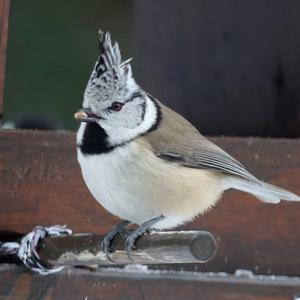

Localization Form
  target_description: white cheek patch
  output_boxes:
[102,96,158,146]
[122,99,145,128]
[76,122,87,146]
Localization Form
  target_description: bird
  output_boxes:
[75,31,300,257]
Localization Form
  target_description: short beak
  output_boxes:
[74,108,100,123]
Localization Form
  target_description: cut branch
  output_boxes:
[38,231,217,266]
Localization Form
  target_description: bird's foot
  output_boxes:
[101,220,130,262]
[126,215,164,261]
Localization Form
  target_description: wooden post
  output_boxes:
[0,0,9,118]
[38,231,217,266]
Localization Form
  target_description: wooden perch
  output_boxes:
[38,231,217,266]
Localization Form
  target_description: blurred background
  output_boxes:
[3,0,300,136]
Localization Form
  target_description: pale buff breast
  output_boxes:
[77,139,224,230]
[131,139,224,229]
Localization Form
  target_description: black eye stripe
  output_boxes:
[107,92,144,111]
[126,91,144,103]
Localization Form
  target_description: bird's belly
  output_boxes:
[77,143,223,229]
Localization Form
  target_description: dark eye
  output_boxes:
[110,102,123,112]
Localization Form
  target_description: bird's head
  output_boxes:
[75,31,160,146]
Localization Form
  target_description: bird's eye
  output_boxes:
[110,102,123,112]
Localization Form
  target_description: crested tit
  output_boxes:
[75,31,300,255]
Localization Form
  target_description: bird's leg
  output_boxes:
[101,220,131,261]
[126,215,165,260]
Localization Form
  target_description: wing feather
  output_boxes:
[144,98,260,183]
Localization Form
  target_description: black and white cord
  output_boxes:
[0,225,72,275]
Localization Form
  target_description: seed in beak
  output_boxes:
[74,111,88,120]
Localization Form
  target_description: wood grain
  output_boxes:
[0,265,300,300]
[0,130,300,276]
[37,231,217,266]
[0,0,9,116]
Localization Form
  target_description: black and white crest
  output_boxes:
[78,30,160,153]
[84,31,134,106]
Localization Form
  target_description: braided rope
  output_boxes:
[0,225,72,275]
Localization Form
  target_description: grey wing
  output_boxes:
[189,148,259,182]
[145,100,260,183]
[157,144,259,183]
[144,100,300,203]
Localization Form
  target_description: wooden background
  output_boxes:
[134,0,300,138]
[0,130,300,278]
[1,0,300,299]
[0,131,300,299]
[1,265,300,300]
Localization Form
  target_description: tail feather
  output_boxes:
[223,177,300,204]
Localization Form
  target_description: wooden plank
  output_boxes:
[0,0,9,116]
[133,0,300,137]
[0,130,300,276]
[0,265,300,300]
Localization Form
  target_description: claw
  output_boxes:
[126,233,139,261]
[125,215,165,261]
[100,220,130,262]
[100,236,115,263]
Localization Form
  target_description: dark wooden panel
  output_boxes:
[0,130,300,276]
[134,0,300,137]
[0,0,9,115]
[0,266,300,300]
